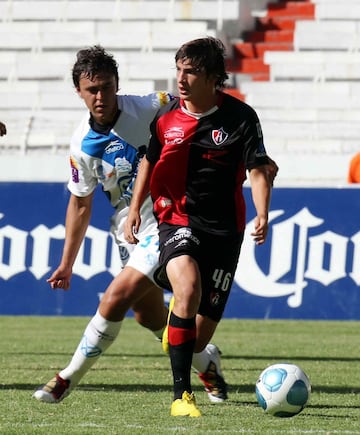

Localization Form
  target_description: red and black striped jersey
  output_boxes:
[147,92,269,236]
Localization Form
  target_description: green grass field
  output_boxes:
[0,316,359,434]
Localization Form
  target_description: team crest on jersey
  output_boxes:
[115,157,132,174]
[210,291,220,306]
[211,127,228,146]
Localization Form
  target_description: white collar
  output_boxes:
[181,104,218,119]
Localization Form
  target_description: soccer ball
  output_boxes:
[255,363,311,418]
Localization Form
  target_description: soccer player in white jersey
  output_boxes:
[32,45,228,404]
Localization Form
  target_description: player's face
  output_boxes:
[76,73,118,125]
[176,58,217,113]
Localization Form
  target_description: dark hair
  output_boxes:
[175,37,229,88]
[72,45,119,89]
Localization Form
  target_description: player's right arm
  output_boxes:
[47,192,94,290]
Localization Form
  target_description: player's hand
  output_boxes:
[251,216,268,245]
[47,266,72,290]
[124,209,141,244]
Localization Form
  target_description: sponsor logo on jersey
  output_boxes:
[211,127,228,146]
[174,239,190,249]
[105,140,125,154]
[70,155,79,183]
[164,127,184,145]
[164,227,200,247]
[160,198,172,208]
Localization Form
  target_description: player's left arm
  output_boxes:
[124,157,154,244]
[248,167,272,245]
[263,157,279,186]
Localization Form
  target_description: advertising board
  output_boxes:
[0,183,359,319]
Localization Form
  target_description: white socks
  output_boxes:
[59,310,122,387]
[58,309,215,388]
[192,346,212,373]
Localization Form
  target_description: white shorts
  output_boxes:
[110,195,160,284]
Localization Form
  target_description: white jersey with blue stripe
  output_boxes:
[68,92,172,209]
[67,91,172,270]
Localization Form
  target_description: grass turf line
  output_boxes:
[0,316,359,434]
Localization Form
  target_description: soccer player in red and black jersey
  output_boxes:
[125,37,274,417]
[32,45,233,407]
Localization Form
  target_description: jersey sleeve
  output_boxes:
[146,114,162,164]
[67,154,98,197]
[145,98,178,164]
[117,92,173,124]
[67,121,98,197]
[241,105,270,170]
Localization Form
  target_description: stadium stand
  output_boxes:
[0,0,359,186]
[0,0,238,180]
[228,0,360,186]
[0,0,240,23]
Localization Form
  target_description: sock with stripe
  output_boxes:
[168,312,196,400]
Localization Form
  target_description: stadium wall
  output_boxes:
[0,182,359,320]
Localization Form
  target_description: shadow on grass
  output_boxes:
[1,383,190,393]
[228,383,360,396]
[223,354,360,363]
[2,382,359,397]
[6,351,167,358]
[9,351,360,363]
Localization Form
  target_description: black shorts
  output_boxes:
[154,223,244,322]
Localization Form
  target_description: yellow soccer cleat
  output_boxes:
[170,391,202,417]
[162,296,174,354]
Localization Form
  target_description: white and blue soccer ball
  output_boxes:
[255,363,311,418]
